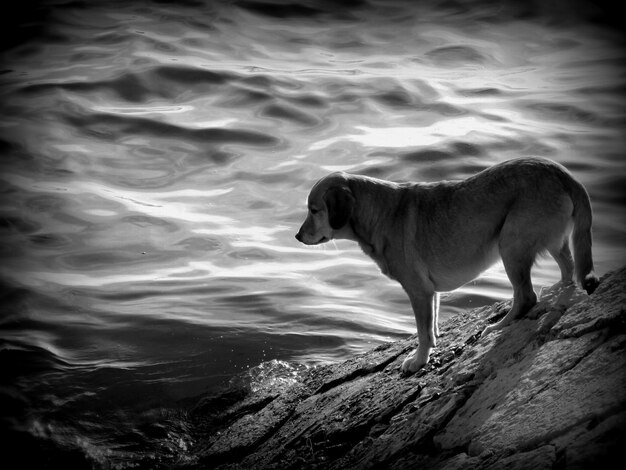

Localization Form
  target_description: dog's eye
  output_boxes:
[310,208,319,215]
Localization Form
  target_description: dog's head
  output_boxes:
[295,172,355,245]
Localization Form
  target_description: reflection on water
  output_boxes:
[1,0,625,467]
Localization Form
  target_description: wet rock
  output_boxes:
[188,267,626,469]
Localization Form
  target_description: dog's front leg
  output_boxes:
[401,291,436,374]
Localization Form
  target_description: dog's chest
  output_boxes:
[358,240,395,280]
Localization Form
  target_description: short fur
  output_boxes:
[296,157,599,373]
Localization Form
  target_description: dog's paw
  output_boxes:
[401,349,428,374]
[583,273,600,295]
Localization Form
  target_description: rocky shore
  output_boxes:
[188,266,626,469]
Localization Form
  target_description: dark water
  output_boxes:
[1,0,624,467]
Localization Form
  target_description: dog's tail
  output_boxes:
[567,177,600,294]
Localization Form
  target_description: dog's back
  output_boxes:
[402,157,597,294]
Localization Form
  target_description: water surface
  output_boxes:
[1,0,625,467]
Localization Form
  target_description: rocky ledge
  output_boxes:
[188,267,626,469]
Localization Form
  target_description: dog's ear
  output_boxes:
[324,186,355,229]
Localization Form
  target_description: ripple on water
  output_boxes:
[425,45,490,67]
[62,111,281,146]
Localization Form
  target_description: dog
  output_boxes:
[296,157,599,373]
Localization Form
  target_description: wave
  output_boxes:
[61,110,279,146]
[425,45,490,67]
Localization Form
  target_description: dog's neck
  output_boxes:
[351,179,403,237]
[351,216,390,275]
[345,179,406,278]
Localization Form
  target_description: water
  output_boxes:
[1,0,624,467]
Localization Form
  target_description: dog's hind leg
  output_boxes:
[483,241,537,336]
[549,239,574,282]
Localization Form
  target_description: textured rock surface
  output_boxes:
[188,267,626,469]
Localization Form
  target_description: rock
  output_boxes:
[187,267,626,469]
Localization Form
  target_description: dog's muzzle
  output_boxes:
[295,231,327,245]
